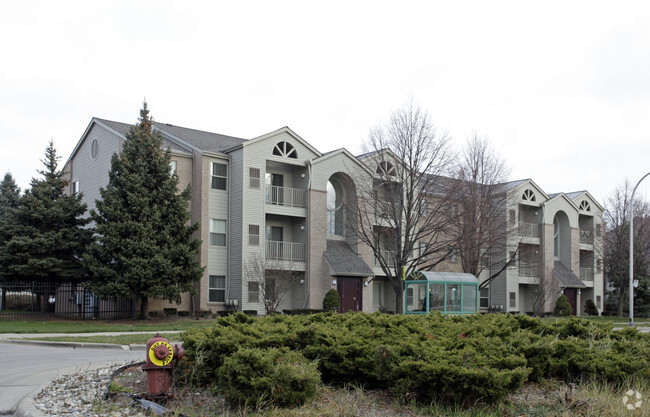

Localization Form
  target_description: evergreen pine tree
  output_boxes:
[0,172,21,224]
[84,103,203,319]
[0,141,92,282]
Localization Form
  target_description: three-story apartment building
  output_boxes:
[64,118,603,316]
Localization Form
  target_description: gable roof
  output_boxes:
[229,126,322,158]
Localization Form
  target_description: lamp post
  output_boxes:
[629,172,650,326]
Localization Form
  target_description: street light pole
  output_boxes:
[629,172,650,326]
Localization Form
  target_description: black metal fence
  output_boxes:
[0,281,135,320]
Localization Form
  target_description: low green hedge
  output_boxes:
[178,312,650,408]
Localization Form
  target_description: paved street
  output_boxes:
[0,342,141,416]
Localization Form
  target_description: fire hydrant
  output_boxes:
[142,333,183,398]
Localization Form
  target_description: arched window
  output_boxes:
[327,180,344,235]
[522,189,536,202]
[553,217,560,258]
[272,141,297,159]
[579,200,591,212]
[376,161,396,176]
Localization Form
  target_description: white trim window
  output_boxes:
[170,160,177,175]
[72,180,80,194]
[209,275,226,302]
[210,219,226,246]
[211,162,227,190]
[248,282,260,303]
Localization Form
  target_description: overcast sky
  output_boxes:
[2,0,649,206]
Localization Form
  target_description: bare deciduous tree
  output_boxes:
[453,134,519,289]
[352,100,456,313]
[531,266,560,316]
[603,181,650,316]
[245,252,303,314]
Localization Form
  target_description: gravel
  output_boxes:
[33,364,149,417]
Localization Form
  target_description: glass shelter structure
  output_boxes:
[404,271,479,315]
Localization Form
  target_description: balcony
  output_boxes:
[266,185,306,208]
[266,240,305,262]
[580,230,594,245]
[518,222,540,238]
[374,250,396,267]
[518,262,539,278]
[580,267,594,281]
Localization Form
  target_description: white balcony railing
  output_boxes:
[580,267,594,281]
[266,185,306,208]
[518,262,539,278]
[518,222,540,238]
[580,230,594,245]
[266,240,305,262]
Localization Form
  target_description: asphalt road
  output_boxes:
[0,342,141,415]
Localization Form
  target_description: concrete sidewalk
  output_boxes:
[0,331,183,351]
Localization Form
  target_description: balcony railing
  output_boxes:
[518,222,540,238]
[375,250,396,267]
[266,240,305,262]
[518,262,539,278]
[580,230,594,245]
[580,267,594,281]
[266,185,307,208]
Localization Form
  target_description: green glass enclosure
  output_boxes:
[404,271,479,315]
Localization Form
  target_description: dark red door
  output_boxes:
[338,277,362,313]
[564,288,577,316]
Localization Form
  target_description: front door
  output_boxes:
[338,277,362,313]
[564,288,577,316]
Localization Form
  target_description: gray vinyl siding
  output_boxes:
[207,157,230,304]
[228,150,244,307]
[69,124,121,214]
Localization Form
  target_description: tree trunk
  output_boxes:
[617,287,626,317]
[392,279,404,314]
[139,295,149,320]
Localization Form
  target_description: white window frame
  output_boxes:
[72,180,80,194]
[208,275,226,303]
[211,162,227,190]
[210,219,226,246]
[170,160,177,175]
[249,167,260,189]
[248,281,260,303]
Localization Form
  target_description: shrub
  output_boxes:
[584,299,599,316]
[178,310,190,317]
[217,347,320,408]
[163,308,177,316]
[243,310,258,316]
[322,289,340,312]
[554,294,573,316]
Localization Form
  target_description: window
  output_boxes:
[579,200,591,212]
[211,163,227,190]
[249,224,260,245]
[90,139,99,160]
[72,180,80,194]
[509,292,516,309]
[209,275,226,302]
[480,288,489,308]
[449,246,459,262]
[596,295,602,310]
[376,161,396,176]
[248,282,259,303]
[170,160,177,175]
[272,141,297,158]
[210,219,226,246]
[418,199,428,216]
[522,189,536,201]
[553,217,559,258]
[596,259,602,272]
[596,223,602,237]
[249,167,260,188]
[407,287,414,306]
[509,209,516,225]
[373,281,383,308]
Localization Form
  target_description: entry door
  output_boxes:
[563,288,577,316]
[338,277,362,313]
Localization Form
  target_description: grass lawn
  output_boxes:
[0,316,218,334]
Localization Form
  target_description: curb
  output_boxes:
[2,339,151,351]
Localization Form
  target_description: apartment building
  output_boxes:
[64,118,603,316]
[482,179,605,316]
